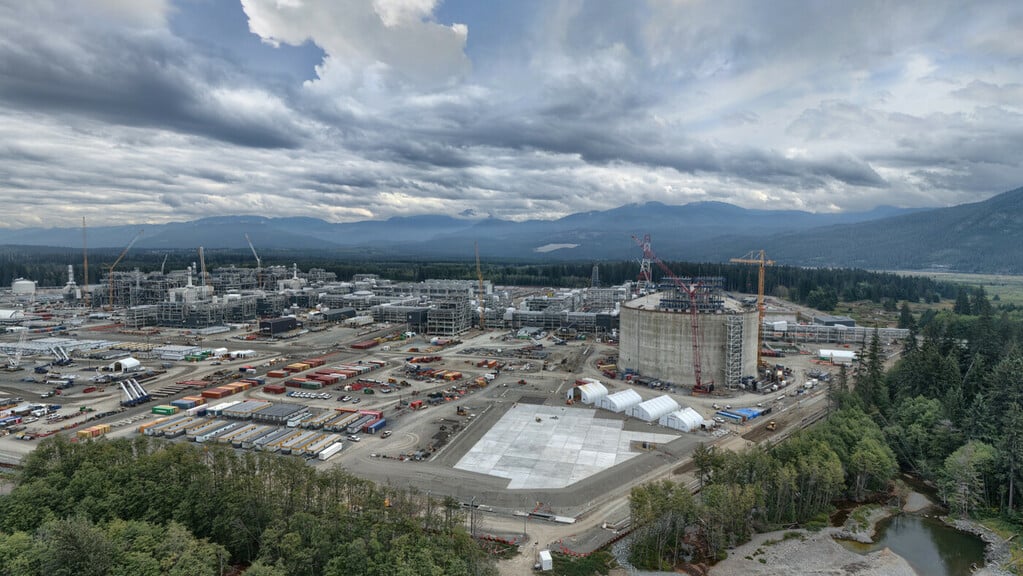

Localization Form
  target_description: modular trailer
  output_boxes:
[196,423,241,443]
[346,415,375,434]
[185,419,226,441]
[253,428,295,451]
[317,442,344,461]
[303,434,342,457]
[218,423,261,444]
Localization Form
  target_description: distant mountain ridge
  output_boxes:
[1,189,1018,273]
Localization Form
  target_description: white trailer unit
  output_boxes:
[317,442,344,461]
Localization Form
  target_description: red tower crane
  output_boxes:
[631,234,711,394]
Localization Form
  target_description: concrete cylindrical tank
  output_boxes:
[618,293,758,388]
[11,278,36,295]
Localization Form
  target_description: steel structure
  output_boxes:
[631,234,710,393]
[730,250,774,368]
[474,241,486,330]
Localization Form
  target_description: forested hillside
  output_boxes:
[0,438,495,576]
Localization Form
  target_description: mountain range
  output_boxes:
[1,187,1021,273]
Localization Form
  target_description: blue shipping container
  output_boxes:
[364,418,387,434]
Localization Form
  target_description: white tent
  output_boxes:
[567,381,609,404]
[659,407,704,432]
[109,357,141,373]
[628,395,680,422]
[599,389,642,413]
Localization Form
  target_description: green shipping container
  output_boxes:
[152,405,180,415]
[300,381,323,390]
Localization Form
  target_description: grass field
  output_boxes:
[893,270,1023,306]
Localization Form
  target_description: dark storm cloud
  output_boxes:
[0,2,306,149]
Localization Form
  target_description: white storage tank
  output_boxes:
[11,278,35,295]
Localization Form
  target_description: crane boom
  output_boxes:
[475,241,486,330]
[245,234,262,289]
[198,246,208,288]
[631,234,709,393]
[107,229,143,309]
[730,250,775,368]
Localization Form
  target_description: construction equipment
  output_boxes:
[475,241,486,330]
[107,229,143,309]
[730,250,775,368]
[631,234,711,394]
[160,254,168,275]
[4,330,27,370]
[245,233,262,290]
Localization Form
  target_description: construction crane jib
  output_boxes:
[631,234,710,393]
[107,229,143,309]
[245,234,262,290]
[729,250,775,368]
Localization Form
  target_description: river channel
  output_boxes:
[839,513,986,576]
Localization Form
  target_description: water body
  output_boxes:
[840,514,986,576]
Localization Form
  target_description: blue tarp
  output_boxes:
[733,407,762,420]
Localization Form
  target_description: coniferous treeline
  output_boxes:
[0,437,495,576]
[1,246,957,313]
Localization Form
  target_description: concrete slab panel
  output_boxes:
[453,404,680,489]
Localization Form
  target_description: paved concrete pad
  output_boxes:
[454,404,679,489]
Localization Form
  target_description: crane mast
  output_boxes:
[730,250,775,368]
[107,229,143,310]
[475,242,486,330]
[631,234,710,393]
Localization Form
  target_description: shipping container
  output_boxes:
[152,405,180,416]
[267,370,288,378]
[350,340,379,350]
[364,418,387,434]
[264,384,287,394]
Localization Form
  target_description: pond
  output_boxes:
[839,513,986,576]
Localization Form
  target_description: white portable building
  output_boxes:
[599,389,642,413]
[819,349,856,365]
[567,381,608,404]
[628,395,680,422]
[659,407,704,432]
[109,357,141,373]
[538,550,553,571]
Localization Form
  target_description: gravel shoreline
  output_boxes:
[710,506,916,576]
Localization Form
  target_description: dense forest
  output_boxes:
[628,286,1023,570]
[0,438,495,576]
[2,246,958,312]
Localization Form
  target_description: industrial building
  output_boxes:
[618,289,759,390]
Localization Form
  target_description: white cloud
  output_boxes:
[241,0,469,93]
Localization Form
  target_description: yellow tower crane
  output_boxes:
[730,250,775,368]
[475,241,486,330]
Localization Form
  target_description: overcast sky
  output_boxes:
[1,0,1021,228]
